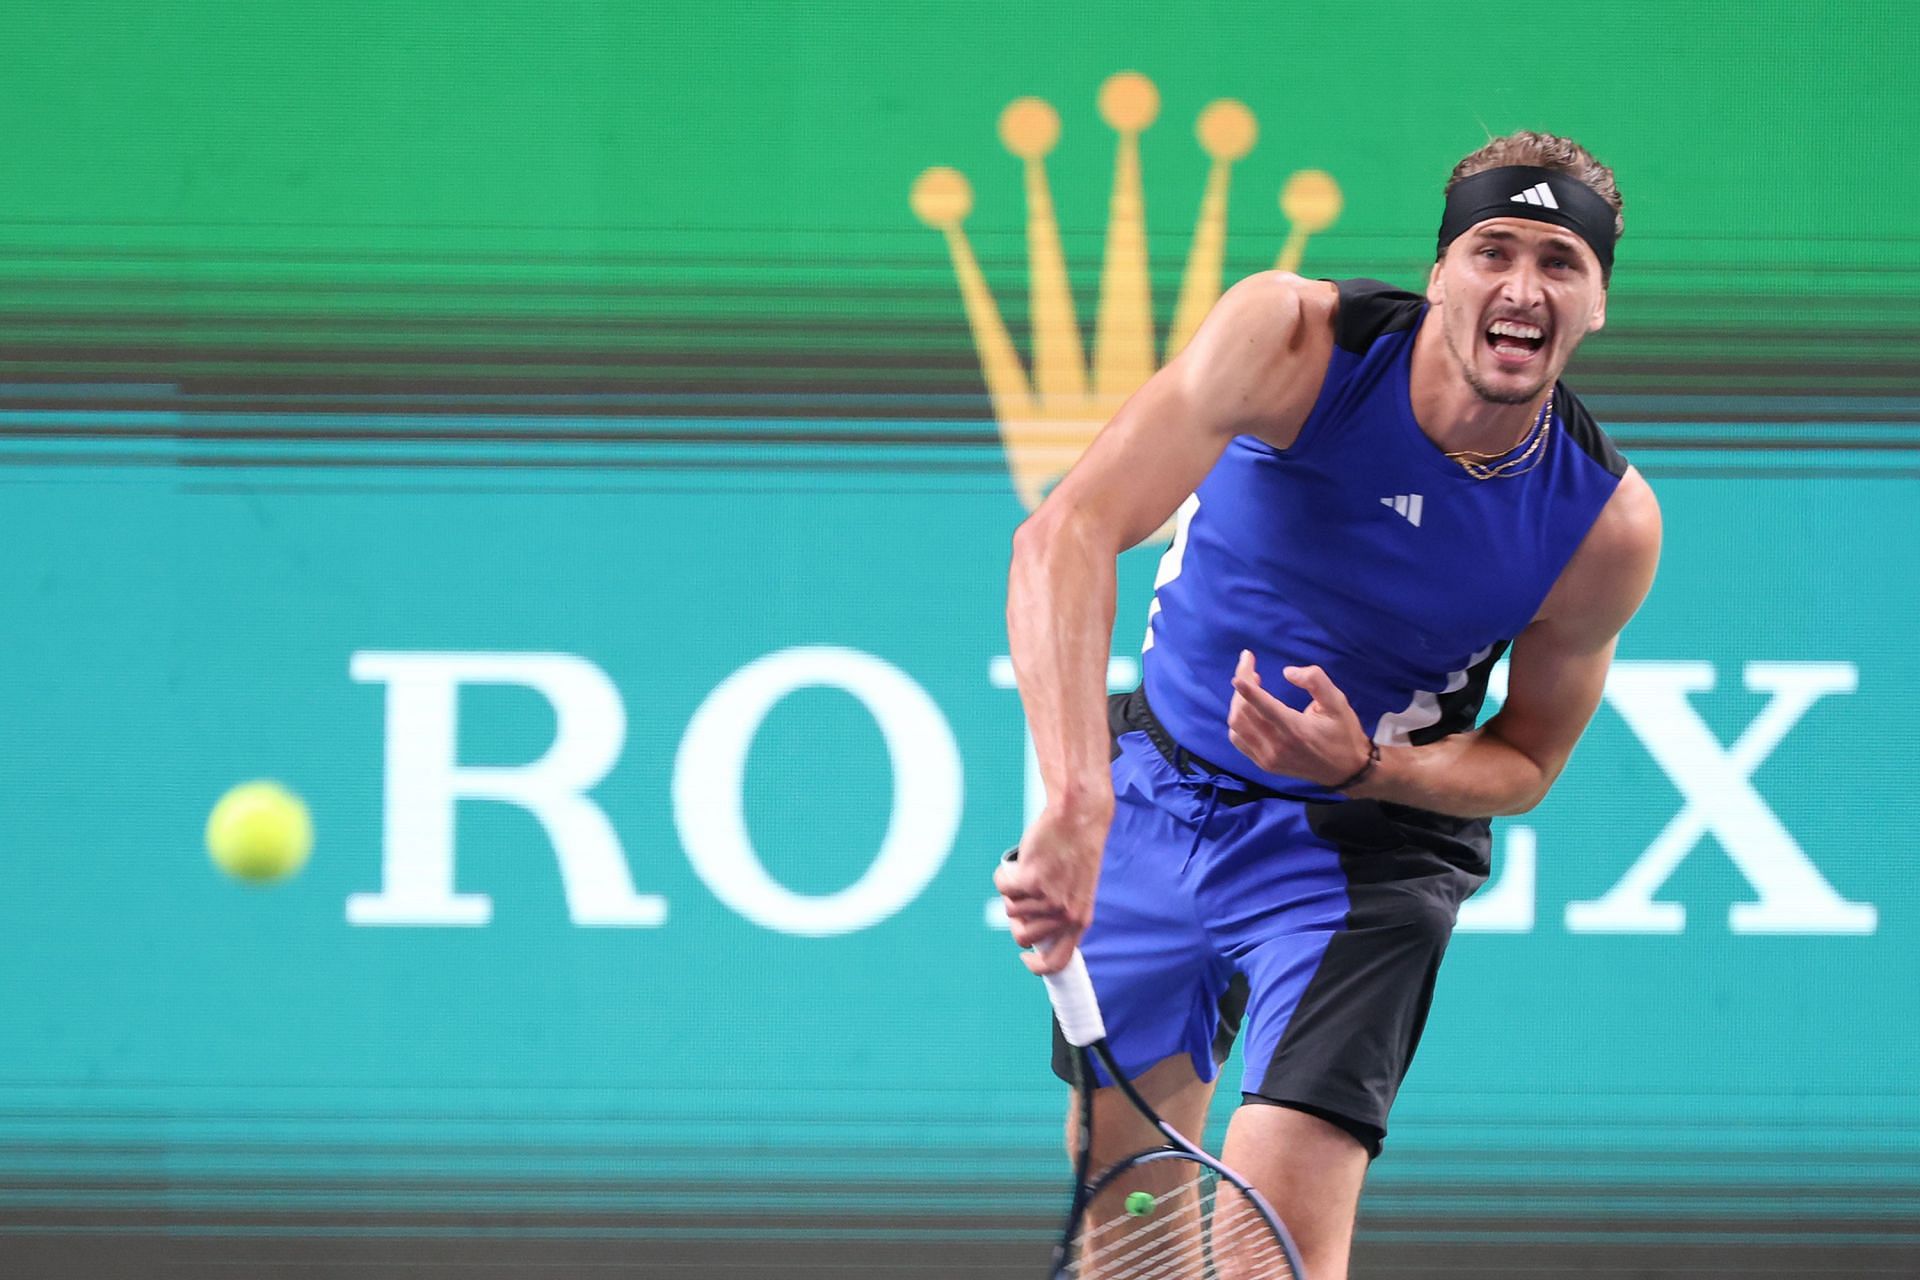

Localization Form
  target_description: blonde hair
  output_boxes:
[1446,131,1625,242]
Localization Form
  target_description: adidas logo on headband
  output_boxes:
[1440,164,1616,275]
[1510,182,1559,209]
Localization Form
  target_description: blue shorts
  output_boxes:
[1049,692,1490,1157]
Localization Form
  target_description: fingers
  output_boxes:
[998,884,1067,922]
[1232,649,1280,711]
[996,864,1086,954]
[1001,890,1084,938]
[1228,651,1300,769]
[998,821,1101,974]
[998,871,1090,959]
[1231,652,1297,728]
[1283,663,1353,713]
[992,861,1047,900]
[1021,926,1085,975]
[1244,657,1352,717]
[1227,720,1276,770]
[1008,912,1071,950]
[1231,658,1366,781]
[1227,687,1283,770]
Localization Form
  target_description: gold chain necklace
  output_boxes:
[1445,390,1554,481]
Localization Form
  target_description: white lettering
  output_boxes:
[1566,661,1874,934]
[346,651,662,928]
[675,646,961,937]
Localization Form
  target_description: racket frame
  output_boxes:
[1049,1014,1306,1278]
[1002,847,1306,1276]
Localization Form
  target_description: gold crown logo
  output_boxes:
[913,71,1342,520]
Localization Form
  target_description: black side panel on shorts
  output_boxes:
[1246,801,1491,1156]
[1333,278,1425,353]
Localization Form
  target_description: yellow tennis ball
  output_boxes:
[206,781,313,882]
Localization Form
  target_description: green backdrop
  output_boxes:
[0,0,1915,1260]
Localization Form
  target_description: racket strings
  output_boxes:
[1069,1170,1295,1279]
[1077,1179,1209,1278]
[1082,1213,1292,1280]
[1186,1209,1294,1280]
[1077,1172,1208,1250]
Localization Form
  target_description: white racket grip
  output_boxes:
[1041,949,1107,1047]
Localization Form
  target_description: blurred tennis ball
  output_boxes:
[1124,1190,1156,1217]
[206,781,312,882]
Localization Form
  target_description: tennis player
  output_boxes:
[996,131,1660,1280]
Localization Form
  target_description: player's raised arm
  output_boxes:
[995,273,1333,974]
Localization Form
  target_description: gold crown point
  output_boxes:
[916,72,1341,531]
[998,97,1061,159]
[1097,71,1159,133]
[1280,169,1343,233]
[911,167,973,229]
[1196,100,1257,161]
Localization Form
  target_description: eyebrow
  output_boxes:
[1471,227,1588,262]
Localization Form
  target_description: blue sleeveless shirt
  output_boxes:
[1140,278,1628,799]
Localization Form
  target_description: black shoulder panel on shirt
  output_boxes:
[1333,278,1426,353]
[1555,383,1630,479]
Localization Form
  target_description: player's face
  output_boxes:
[1427,219,1608,405]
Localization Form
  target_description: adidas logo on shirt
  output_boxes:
[1381,493,1424,527]
[1510,182,1559,209]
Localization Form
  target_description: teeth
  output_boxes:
[1489,320,1544,340]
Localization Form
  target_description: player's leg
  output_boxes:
[1200,796,1488,1280]
[1047,731,1239,1258]
[1219,1102,1368,1280]
[1062,1052,1217,1279]
[1064,1050,1216,1176]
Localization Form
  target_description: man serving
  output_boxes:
[996,131,1662,1280]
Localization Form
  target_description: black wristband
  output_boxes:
[1331,741,1381,792]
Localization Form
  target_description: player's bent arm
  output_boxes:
[998,275,1331,969]
[1007,274,1331,818]
[1352,469,1662,817]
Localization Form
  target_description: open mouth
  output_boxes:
[1485,319,1547,363]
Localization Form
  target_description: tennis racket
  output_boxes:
[1040,947,1307,1279]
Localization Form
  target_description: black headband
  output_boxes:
[1437,165,1617,276]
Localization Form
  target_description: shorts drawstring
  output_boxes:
[1183,782,1222,873]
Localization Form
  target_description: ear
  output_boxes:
[1426,258,1445,304]
[1588,285,1608,334]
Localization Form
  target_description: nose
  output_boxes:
[1501,260,1547,312]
